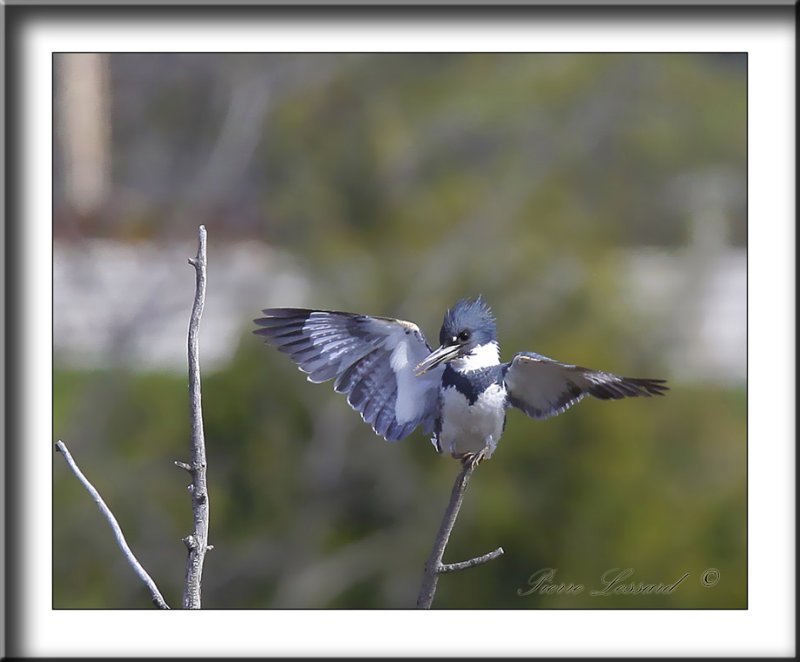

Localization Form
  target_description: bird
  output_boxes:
[253,296,668,465]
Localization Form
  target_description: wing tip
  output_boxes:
[253,308,317,335]
[624,377,670,397]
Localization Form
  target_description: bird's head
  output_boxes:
[414,296,499,375]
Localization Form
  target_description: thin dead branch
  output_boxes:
[54,440,170,609]
[181,225,212,609]
[416,457,504,609]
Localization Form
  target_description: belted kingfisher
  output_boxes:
[254,296,668,463]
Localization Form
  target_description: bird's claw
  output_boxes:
[459,448,488,468]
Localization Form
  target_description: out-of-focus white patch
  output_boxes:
[53,240,309,372]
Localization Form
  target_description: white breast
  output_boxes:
[436,383,507,459]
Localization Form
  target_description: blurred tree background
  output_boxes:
[53,53,746,609]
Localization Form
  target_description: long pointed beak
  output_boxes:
[414,344,461,376]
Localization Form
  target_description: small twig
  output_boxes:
[182,225,211,609]
[439,547,505,574]
[416,456,504,609]
[54,440,170,609]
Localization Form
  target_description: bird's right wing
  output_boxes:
[504,351,668,420]
[254,308,443,441]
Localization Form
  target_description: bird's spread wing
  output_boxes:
[504,351,668,420]
[254,308,443,441]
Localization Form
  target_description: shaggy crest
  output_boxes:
[439,296,496,346]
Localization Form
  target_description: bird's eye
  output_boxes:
[458,330,471,342]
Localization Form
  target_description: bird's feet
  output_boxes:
[457,448,488,468]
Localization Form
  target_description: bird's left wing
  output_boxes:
[504,351,668,420]
[254,308,443,441]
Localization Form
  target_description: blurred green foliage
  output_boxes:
[53,342,745,609]
[54,53,745,609]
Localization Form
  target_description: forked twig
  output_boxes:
[416,457,504,608]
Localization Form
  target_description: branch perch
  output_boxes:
[181,225,211,609]
[416,457,504,609]
[54,440,170,609]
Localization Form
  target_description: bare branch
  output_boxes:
[416,456,504,609]
[54,440,170,609]
[439,547,505,574]
[182,225,211,609]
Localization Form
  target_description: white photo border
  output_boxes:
[7,4,794,658]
